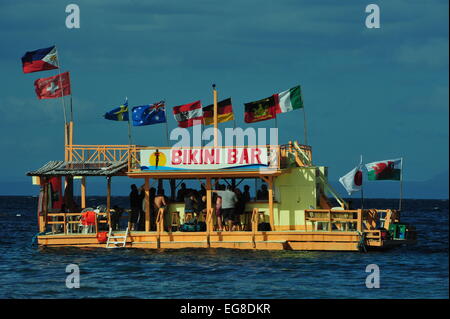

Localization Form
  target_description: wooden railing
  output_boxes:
[304,209,398,235]
[66,145,132,163]
[47,212,109,234]
[280,142,312,167]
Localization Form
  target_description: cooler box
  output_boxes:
[398,224,407,239]
[389,224,398,239]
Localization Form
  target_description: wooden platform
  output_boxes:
[37,230,412,251]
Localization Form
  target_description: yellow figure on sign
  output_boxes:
[149,150,166,168]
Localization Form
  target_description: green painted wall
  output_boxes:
[273,167,327,227]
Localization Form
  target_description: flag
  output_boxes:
[275,85,303,114]
[34,72,71,99]
[365,158,402,181]
[339,157,363,195]
[202,98,234,126]
[21,46,59,74]
[132,101,167,126]
[104,98,129,121]
[244,95,277,123]
[173,100,203,128]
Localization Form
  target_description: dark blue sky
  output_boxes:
[0,0,448,197]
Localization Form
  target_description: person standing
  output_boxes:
[154,188,168,231]
[243,185,251,202]
[214,185,238,231]
[129,184,144,231]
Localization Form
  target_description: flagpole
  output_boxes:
[399,157,403,211]
[360,155,364,209]
[126,97,132,146]
[128,120,132,145]
[301,86,308,145]
[70,95,74,123]
[302,108,308,145]
[165,121,170,147]
[163,100,170,147]
[361,184,364,209]
[213,84,218,148]
[55,47,68,126]
[54,46,70,162]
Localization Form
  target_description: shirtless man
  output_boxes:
[154,189,168,230]
[154,188,167,210]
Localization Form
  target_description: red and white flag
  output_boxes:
[173,100,203,128]
[339,156,363,195]
[34,72,71,100]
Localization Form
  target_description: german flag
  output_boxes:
[202,98,234,126]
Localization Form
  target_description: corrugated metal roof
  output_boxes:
[26,161,128,176]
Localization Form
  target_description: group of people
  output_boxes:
[119,182,269,232]
[179,182,263,231]
[127,184,169,231]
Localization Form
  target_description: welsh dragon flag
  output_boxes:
[365,158,402,181]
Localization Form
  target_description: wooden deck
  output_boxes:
[37,230,413,251]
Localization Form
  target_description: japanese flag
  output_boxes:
[339,156,363,195]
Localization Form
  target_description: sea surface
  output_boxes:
[0,197,448,299]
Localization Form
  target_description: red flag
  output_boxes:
[244,95,277,123]
[34,72,71,99]
[173,100,203,128]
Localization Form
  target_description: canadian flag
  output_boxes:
[339,156,363,195]
[173,100,203,128]
[34,72,71,100]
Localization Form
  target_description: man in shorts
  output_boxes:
[214,185,238,231]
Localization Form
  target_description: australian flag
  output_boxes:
[132,101,167,126]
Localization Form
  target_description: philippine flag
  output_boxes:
[21,46,59,74]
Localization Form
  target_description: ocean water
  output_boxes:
[0,197,447,299]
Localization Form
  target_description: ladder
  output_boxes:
[106,227,129,248]
[292,141,347,208]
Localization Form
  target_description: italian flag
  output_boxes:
[275,85,303,114]
[365,158,402,181]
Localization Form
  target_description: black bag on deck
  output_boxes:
[258,222,271,231]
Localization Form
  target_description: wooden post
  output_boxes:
[328,210,332,231]
[268,176,274,231]
[145,177,150,232]
[206,178,212,232]
[64,123,69,162]
[106,176,111,228]
[357,209,362,232]
[69,121,74,162]
[213,84,218,148]
[81,176,86,209]
[41,179,48,233]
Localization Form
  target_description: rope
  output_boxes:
[357,231,367,253]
